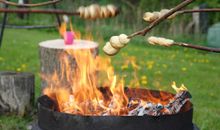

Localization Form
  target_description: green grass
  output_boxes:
[0,29,220,130]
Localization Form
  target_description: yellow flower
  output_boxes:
[155,71,161,74]
[0,57,4,61]
[21,64,27,69]
[141,76,148,85]
[146,61,155,70]
[209,93,215,97]
[134,82,140,87]
[181,67,187,71]
[205,59,209,63]
[141,76,147,80]
[121,64,128,70]
[199,59,204,63]
[162,64,167,69]
[170,54,176,59]
[141,80,148,85]
[121,52,128,57]
[16,68,22,72]
[131,60,141,70]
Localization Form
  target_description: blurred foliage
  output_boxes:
[0,0,220,39]
[46,1,220,33]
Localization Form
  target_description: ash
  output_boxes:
[128,91,191,116]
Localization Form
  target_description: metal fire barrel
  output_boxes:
[36,88,197,130]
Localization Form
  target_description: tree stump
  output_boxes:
[39,39,99,90]
[0,71,35,116]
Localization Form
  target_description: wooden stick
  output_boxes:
[147,36,220,53]
[143,8,220,23]
[0,6,120,18]
[0,0,61,7]
[127,0,195,38]
[173,42,220,53]
[126,0,220,53]
[0,24,56,29]
[0,8,80,16]
[177,8,220,15]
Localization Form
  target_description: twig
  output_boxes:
[173,42,220,53]
[0,0,61,7]
[143,8,220,23]
[176,8,220,15]
[127,0,195,39]
[0,8,80,16]
[147,36,220,53]
[0,24,56,29]
[0,5,120,18]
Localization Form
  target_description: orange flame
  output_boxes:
[43,44,129,115]
[43,26,189,116]
[59,22,82,40]
[59,23,67,37]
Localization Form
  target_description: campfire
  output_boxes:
[35,24,199,129]
[37,41,196,130]
[35,1,201,129]
[37,21,192,117]
[34,15,199,130]
[41,45,192,116]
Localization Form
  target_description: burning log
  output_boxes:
[128,91,191,116]
[0,71,34,116]
[165,91,191,114]
[39,39,99,90]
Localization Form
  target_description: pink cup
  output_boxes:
[64,31,75,45]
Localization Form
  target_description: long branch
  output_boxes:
[177,8,220,14]
[0,0,61,7]
[147,36,220,53]
[0,8,80,16]
[128,0,195,38]
[173,42,220,53]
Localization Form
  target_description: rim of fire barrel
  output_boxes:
[39,39,99,50]
[37,88,194,130]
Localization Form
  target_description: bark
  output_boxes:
[0,71,35,116]
[39,39,99,90]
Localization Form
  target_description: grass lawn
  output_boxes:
[0,29,220,130]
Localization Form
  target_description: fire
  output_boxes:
[44,22,129,115]
[172,82,188,93]
[43,45,129,115]
[42,24,189,116]
[59,22,91,41]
